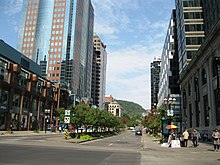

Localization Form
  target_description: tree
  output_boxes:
[55,107,65,121]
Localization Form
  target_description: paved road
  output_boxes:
[0,143,140,165]
[82,131,143,151]
[0,131,141,165]
[0,131,220,165]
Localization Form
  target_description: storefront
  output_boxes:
[0,40,60,131]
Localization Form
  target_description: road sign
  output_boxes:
[64,117,70,123]
[167,109,174,116]
[65,110,70,116]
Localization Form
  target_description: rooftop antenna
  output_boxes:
[36,48,39,63]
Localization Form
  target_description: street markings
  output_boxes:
[108,143,113,146]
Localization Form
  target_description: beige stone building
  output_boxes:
[107,101,122,117]
[179,21,220,135]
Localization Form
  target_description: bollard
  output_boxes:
[64,129,69,139]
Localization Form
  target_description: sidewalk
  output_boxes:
[0,130,59,136]
[1,130,215,149]
[141,134,220,165]
[142,133,214,152]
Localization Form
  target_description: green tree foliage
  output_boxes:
[116,100,144,119]
[56,104,124,133]
[55,107,65,121]
[142,107,166,134]
[116,100,144,127]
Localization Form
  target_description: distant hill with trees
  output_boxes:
[116,100,145,125]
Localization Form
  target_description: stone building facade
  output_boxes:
[179,21,220,135]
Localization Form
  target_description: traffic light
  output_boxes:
[71,108,75,117]
[161,110,165,120]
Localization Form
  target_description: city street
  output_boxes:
[0,131,140,165]
[0,131,220,165]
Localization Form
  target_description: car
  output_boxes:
[135,129,142,136]
[131,129,136,132]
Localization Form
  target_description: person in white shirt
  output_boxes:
[212,128,220,152]
[182,129,189,147]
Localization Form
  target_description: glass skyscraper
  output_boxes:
[175,0,205,74]
[18,0,94,98]
[150,57,161,110]
[91,34,107,108]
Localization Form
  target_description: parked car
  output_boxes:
[135,129,142,136]
[131,128,136,132]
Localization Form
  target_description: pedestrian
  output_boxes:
[212,128,220,152]
[182,129,189,147]
[202,133,208,142]
[168,130,176,147]
[50,123,54,132]
[59,125,62,133]
[192,129,200,147]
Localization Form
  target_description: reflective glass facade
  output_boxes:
[175,0,205,73]
[72,0,94,97]
[18,0,94,98]
[201,0,220,36]
[150,57,161,109]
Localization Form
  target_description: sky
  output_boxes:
[0,0,175,109]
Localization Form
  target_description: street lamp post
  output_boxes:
[163,97,176,141]
[44,109,50,133]
[164,97,176,117]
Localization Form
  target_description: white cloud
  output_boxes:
[106,43,162,109]
[94,23,118,35]
[92,0,139,35]
[1,0,23,16]
[91,0,172,109]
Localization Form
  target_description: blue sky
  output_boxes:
[0,0,175,109]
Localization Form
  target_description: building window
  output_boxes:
[212,57,220,77]
[0,89,8,108]
[188,83,191,96]
[23,96,29,110]
[189,104,192,128]
[12,93,21,108]
[202,69,207,85]
[18,70,29,89]
[0,60,8,81]
[203,95,209,127]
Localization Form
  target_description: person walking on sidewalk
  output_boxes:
[182,129,189,147]
[212,128,220,152]
[192,129,200,147]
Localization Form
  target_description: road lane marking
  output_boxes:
[108,143,113,146]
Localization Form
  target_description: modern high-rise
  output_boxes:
[175,0,205,74]
[157,10,181,132]
[150,57,161,110]
[18,0,94,98]
[201,0,220,36]
[91,34,107,108]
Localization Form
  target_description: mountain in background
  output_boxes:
[116,100,145,118]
